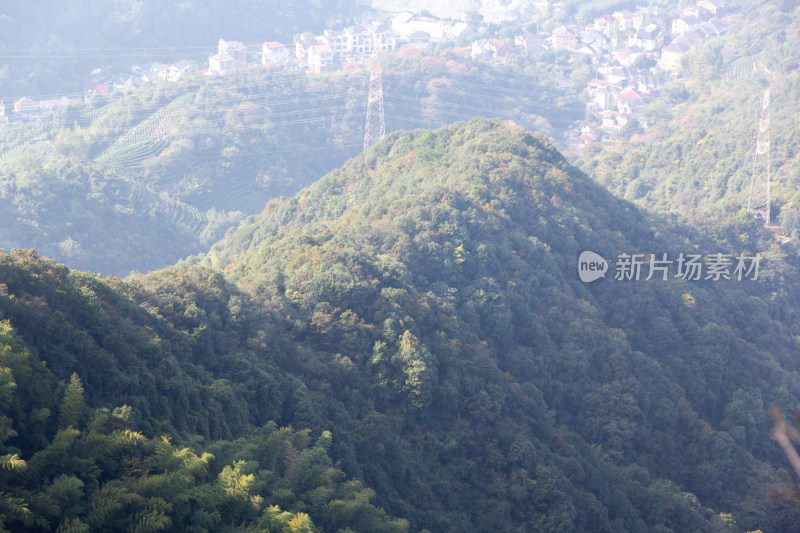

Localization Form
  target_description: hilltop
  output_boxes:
[206,119,800,531]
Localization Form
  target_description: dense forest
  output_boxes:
[2,0,800,530]
[1,120,799,531]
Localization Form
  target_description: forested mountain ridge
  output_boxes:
[206,120,800,529]
[2,119,800,531]
[0,56,580,276]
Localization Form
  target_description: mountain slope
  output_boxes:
[0,56,581,275]
[1,119,799,531]
[0,250,411,532]
[206,118,800,531]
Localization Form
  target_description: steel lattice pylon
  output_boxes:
[747,89,771,226]
[363,59,385,152]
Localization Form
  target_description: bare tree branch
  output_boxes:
[771,406,800,479]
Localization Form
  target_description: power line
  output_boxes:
[0,46,214,52]
[388,80,582,114]
[386,94,579,128]
[1,62,581,164]
[0,67,367,102]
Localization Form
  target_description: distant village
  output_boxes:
[0,0,730,142]
[563,0,729,141]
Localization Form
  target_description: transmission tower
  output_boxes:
[747,88,771,226]
[363,58,385,152]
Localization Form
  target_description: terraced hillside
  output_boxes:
[0,55,582,275]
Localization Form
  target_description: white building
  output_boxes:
[159,60,193,82]
[552,26,577,50]
[208,52,235,75]
[38,96,72,111]
[262,42,290,65]
[322,30,349,56]
[391,12,460,42]
[217,39,247,69]
[661,38,692,71]
[371,24,397,53]
[308,43,334,72]
[671,16,699,36]
[13,97,41,122]
[345,26,373,56]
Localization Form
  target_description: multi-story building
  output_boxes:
[308,43,334,72]
[262,42,290,65]
[217,39,247,69]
